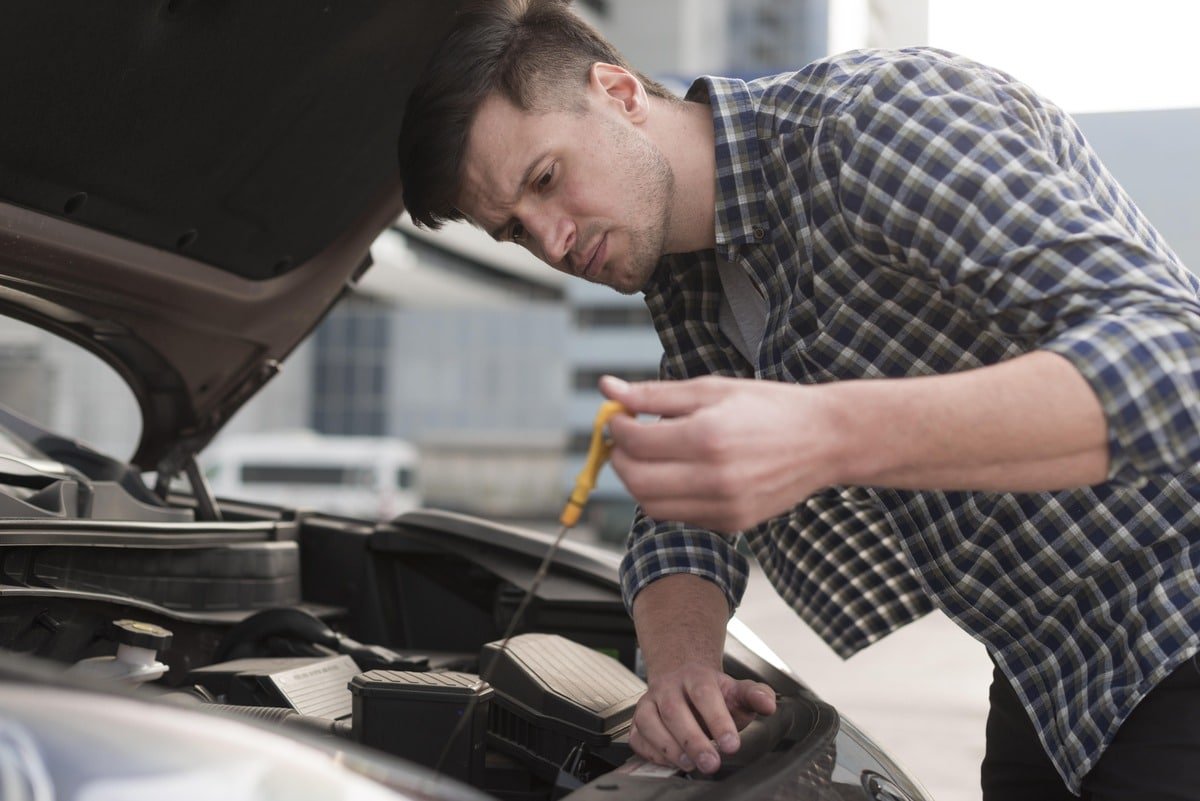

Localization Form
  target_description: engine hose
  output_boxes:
[213,607,339,662]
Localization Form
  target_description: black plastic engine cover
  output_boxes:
[480,632,644,781]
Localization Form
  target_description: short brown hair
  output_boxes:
[398,0,675,229]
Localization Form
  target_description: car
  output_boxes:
[0,2,932,800]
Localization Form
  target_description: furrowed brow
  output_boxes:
[487,153,548,240]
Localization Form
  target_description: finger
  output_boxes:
[607,413,726,463]
[727,681,777,728]
[654,692,723,773]
[630,707,693,771]
[607,450,730,496]
[600,374,732,418]
[684,678,743,757]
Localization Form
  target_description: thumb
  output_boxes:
[736,682,777,715]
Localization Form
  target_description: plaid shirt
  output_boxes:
[618,48,1200,792]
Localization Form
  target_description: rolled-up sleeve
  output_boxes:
[833,53,1200,483]
[618,507,749,616]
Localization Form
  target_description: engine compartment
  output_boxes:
[0,474,927,801]
[0,503,655,800]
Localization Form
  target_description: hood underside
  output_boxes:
[0,1,465,469]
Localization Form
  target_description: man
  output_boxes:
[397,1,1200,798]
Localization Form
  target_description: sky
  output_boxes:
[833,0,1200,113]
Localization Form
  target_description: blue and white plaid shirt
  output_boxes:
[618,48,1200,792]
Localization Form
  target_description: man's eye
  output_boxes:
[510,222,526,242]
[537,165,554,190]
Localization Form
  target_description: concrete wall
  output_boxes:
[1076,107,1200,273]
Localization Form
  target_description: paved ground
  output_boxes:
[735,563,996,801]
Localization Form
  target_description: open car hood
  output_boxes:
[0,1,464,472]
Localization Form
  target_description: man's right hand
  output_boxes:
[630,660,776,773]
[629,573,777,773]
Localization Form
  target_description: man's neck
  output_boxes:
[646,97,717,255]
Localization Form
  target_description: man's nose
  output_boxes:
[527,214,575,267]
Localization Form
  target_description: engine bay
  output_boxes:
[0,497,662,800]
[0,419,926,800]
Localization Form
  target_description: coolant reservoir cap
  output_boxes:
[110,619,173,650]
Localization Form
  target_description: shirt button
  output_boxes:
[753,226,765,240]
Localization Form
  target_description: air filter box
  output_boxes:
[481,633,644,780]
[349,670,492,785]
[188,655,358,719]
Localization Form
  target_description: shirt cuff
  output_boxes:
[1041,314,1200,485]
[618,516,749,617]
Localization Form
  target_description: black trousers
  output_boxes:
[981,654,1200,800]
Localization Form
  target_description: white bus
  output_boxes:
[202,431,421,520]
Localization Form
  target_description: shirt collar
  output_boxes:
[686,75,771,259]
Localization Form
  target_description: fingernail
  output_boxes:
[718,733,739,752]
[698,753,719,773]
[678,754,694,771]
[600,374,630,393]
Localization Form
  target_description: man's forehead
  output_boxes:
[457,156,510,233]
[460,93,558,235]
[458,94,532,228]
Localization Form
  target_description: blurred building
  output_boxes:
[587,0,828,81]
[215,221,571,522]
[0,316,140,461]
[727,0,829,77]
[576,0,726,78]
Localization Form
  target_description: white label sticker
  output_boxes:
[618,758,681,779]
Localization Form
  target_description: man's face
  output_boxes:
[457,89,673,295]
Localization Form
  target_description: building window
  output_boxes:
[396,467,416,490]
[311,296,390,436]
[572,367,659,392]
[241,464,375,487]
[567,430,595,456]
[573,306,653,328]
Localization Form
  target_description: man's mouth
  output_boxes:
[580,234,608,280]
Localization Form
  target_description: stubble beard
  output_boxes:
[601,118,674,296]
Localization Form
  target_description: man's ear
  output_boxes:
[587,62,648,122]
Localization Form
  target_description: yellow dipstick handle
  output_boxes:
[560,401,631,527]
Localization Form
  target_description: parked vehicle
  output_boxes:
[203,430,421,520]
[0,2,932,800]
